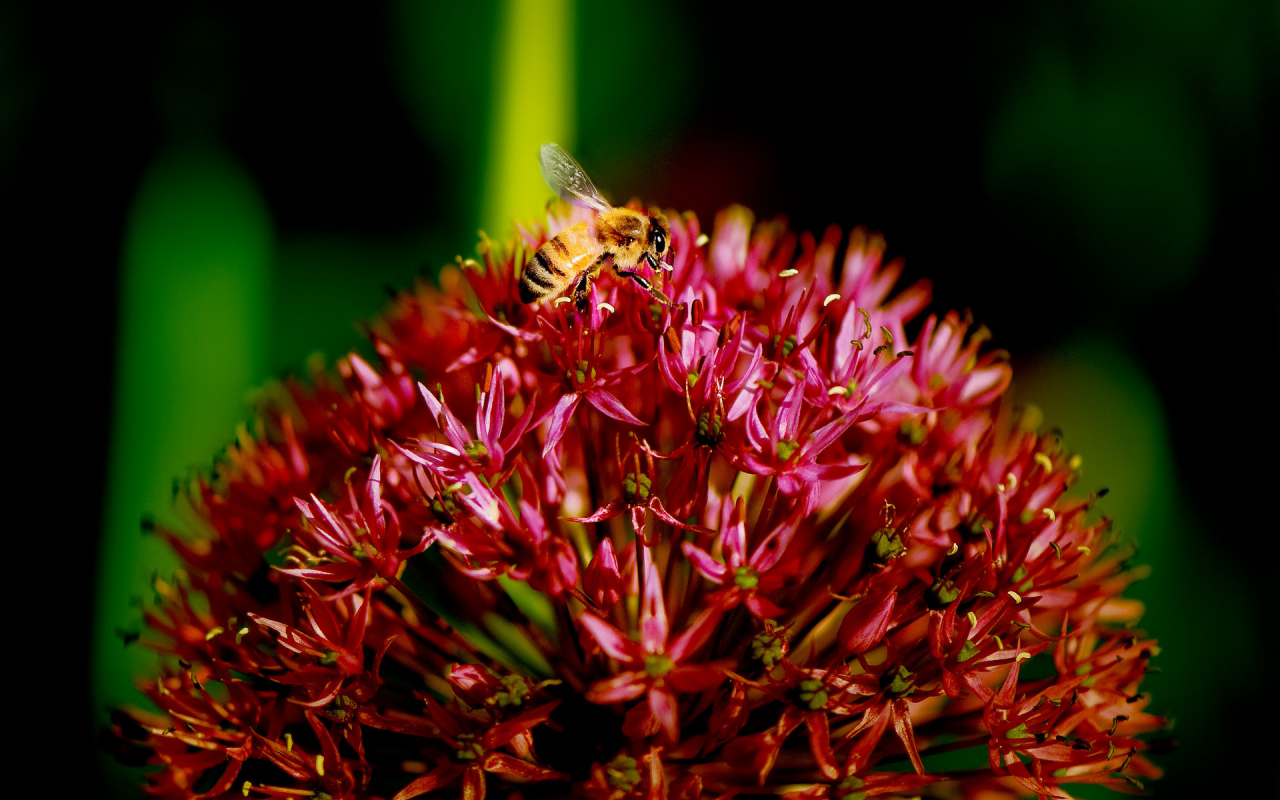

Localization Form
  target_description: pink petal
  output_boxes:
[721,497,748,568]
[668,606,723,662]
[777,380,804,441]
[578,613,641,663]
[585,671,648,704]
[585,387,645,425]
[542,392,581,458]
[681,541,727,584]
[648,687,680,743]
[563,499,625,524]
[639,562,668,653]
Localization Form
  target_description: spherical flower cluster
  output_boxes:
[112,202,1165,799]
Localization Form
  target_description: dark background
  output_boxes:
[5,2,1275,796]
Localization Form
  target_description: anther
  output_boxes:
[967,611,977,627]
[1043,508,1056,520]
[205,627,224,641]
[695,233,709,246]
[948,543,959,555]
[597,302,615,313]
[285,733,293,751]
[823,293,841,306]
[1078,545,1092,555]
[827,386,849,396]
[1035,453,1053,471]
[779,268,799,277]
[554,297,572,306]
[1016,652,1031,662]
[1008,590,1023,604]
[316,755,324,776]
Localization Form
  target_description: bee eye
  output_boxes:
[654,232,666,254]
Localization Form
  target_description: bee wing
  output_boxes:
[540,143,612,214]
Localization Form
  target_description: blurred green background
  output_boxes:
[5,1,1275,797]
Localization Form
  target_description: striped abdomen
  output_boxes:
[520,222,601,303]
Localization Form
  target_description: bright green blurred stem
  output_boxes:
[481,0,574,240]
[94,144,271,715]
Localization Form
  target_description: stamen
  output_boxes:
[827,386,849,396]
[316,754,324,776]
[967,611,977,627]
[554,297,572,306]
[205,627,224,641]
[285,733,293,751]
[1077,545,1092,555]
[1034,452,1053,471]
[1008,590,1023,604]
[1043,508,1056,520]
[1016,652,1031,662]
[823,293,840,306]
[597,302,616,313]
[695,233,709,246]
[779,268,799,277]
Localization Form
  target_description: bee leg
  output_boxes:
[618,268,672,307]
[573,272,593,313]
[616,269,651,291]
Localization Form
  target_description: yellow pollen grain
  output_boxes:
[779,268,799,277]
[1008,590,1023,604]
[695,233,709,247]
[554,296,571,306]
[242,781,253,797]
[1035,453,1053,471]
[823,293,841,306]
[316,754,324,776]
[285,733,293,751]
[1016,652,1031,662]
[1043,508,1056,521]
[967,611,977,627]
[597,302,615,313]
[948,542,959,555]
[827,386,849,396]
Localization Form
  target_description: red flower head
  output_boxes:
[112,184,1167,799]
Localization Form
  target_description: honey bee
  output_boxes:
[520,143,673,309]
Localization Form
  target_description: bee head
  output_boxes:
[646,212,672,270]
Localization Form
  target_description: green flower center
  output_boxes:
[776,439,800,462]
[882,664,916,698]
[795,678,829,710]
[605,754,642,791]
[835,776,867,800]
[488,674,531,709]
[463,440,489,460]
[696,411,723,446]
[454,734,484,762]
[733,565,759,590]
[623,472,651,505]
[866,528,904,565]
[749,630,785,668]
[644,654,674,678]
[925,578,960,610]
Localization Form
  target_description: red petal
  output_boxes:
[542,393,581,457]
[839,591,896,655]
[391,764,465,800]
